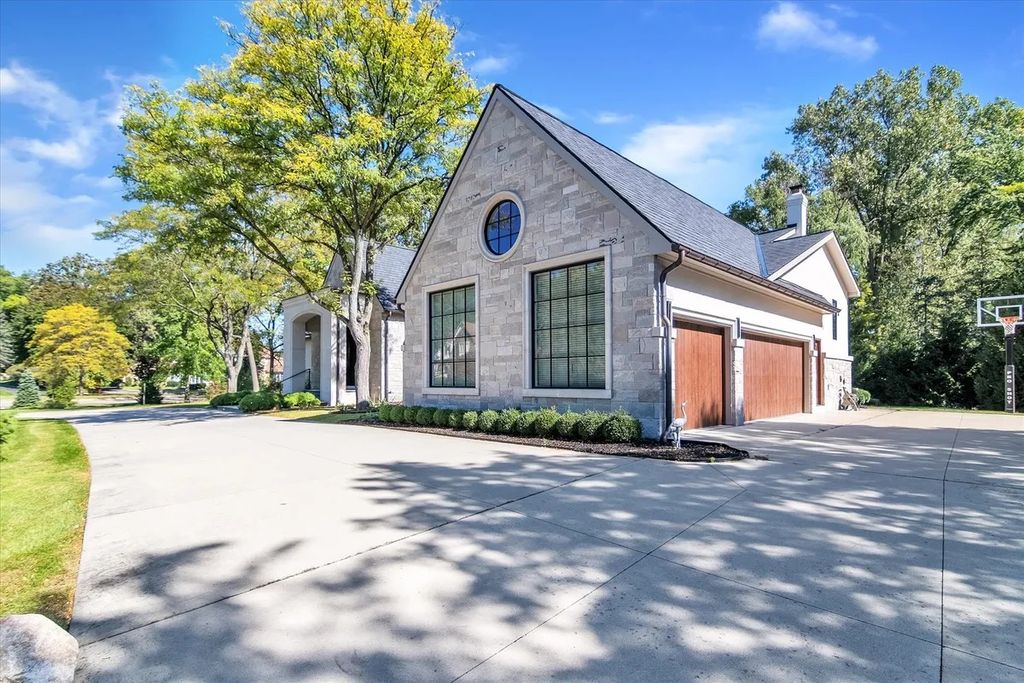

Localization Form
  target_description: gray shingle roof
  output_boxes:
[499,86,763,276]
[758,231,833,276]
[372,245,415,310]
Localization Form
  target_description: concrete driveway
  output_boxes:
[51,406,1022,681]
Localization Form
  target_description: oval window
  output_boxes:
[483,200,521,256]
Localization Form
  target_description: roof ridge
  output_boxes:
[495,84,759,239]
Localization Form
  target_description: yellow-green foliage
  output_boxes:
[29,304,130,391]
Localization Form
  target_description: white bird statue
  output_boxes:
[666,402,688,449]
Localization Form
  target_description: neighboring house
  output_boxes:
[281,245,414,405]
[395,85,859,436]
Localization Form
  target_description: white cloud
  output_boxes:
[620,110,791,210]
[472,55,513,75]
[593,111,634,125]
[757,2,878,60]
[0,62,108,168]
[73,173,122,190]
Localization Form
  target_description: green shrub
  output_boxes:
[376,404,391,421]
[576,411,608,442]
[515,410,539,436]
[477,409,499,432]
[239,390,282,413]
[600,410,642,443]
[12,370,41,408]
[415,407,434,425]
[555,411,581,439]
[448,410,465,429]
[462,410,479,430]
[403,406,419,424]
[388,405,405,423]
[0,412,14,444]
[533,408,560,437]
[46,381,77,409]
[433,408,452,427]
[853,388,871,405]
[494,408,521,434]
[210,392,243,407]
[282,391,319,409]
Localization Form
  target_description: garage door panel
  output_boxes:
[674,322,725,429]
[744,334,804,422]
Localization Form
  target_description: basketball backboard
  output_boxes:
[977,295,1024,331]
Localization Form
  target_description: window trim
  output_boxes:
[422,275,480,396]
[522,248,612,399]
[478,191,526,263]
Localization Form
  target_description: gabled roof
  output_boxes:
[372,245,416,310]
[397,85,856,310]
[757,230,833,277]
[500,86,764,277]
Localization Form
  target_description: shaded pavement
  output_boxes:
[48,406,1023,681]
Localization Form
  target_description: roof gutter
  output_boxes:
[658,245,685,440]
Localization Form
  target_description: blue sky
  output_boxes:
[2,0,1021,274]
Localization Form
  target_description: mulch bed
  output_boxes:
[354,419,749,463]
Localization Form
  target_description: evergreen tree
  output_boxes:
[13,369,41,408]
[0,312,13,370]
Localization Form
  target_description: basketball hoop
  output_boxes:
[1000,315,1021,337]
[977,295,1023,414]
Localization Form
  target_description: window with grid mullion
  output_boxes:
[532,259,604,390]
[429,284,475,388]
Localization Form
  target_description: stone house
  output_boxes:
[280,245,413,405]
[394,85,859,437]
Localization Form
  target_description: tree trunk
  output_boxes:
[346,235,373,408]
[245,335,261,392]
[225,364,240,393]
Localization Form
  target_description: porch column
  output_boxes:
[729,337,745,426]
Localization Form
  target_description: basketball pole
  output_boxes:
[1006,326,1017,414]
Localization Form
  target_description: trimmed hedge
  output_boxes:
[239,390,282,413]
[555,411,581,439]
[600,410,642,443]
[534,408,560,437]
[514,410,539,436]
[433,408,452,427]
[477,409,499,432]
[282,391,319,409]
[375,404,644,446]
[495,408,521,434]
[576,411,608,441]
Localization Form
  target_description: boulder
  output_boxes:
[0,614,78,683]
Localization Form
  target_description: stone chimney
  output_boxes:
[785,184,808,237]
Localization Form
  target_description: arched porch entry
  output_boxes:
[282,296,344,405]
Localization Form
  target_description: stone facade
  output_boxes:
[824,356,854,411]
[401,101,666,435]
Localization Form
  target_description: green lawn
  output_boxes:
[875,404,1014,415]
[0,417,91,627]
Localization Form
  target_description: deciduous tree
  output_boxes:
[117,0,481,406]
[29,304,131,394]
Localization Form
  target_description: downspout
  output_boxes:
[659,245,686,439]
[383,309,391,402]
[335,316,342,406]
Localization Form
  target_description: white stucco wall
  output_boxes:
[282,296,339,404]
[777,248,851,359]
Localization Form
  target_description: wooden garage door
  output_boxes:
[744,334,804,421]
[674,321,725,429]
